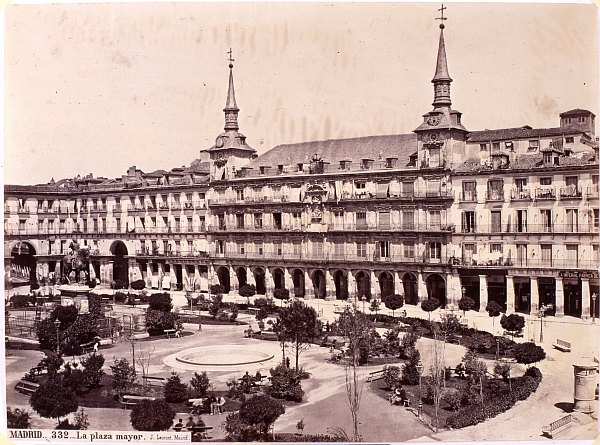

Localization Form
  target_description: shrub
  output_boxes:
[500,313,525,338]
[442,388,462,411]
[113,292,128,303]
[273,288,290,302]
[494,362,512,382]
[10,294,35,308]
[210,284,225,295]
[421,298,440,320]
[467,331,494,353]
[7,407,31,429]
[227,377,244,400]
[485,301,503,317]
[148,293,172,312]
[514,342,546,366]
[458,296,476,314]
[524,366,542,380]
[399,330,419,358]
[130,279,146,290]
[81,354,105,389]
[239,284,256,298]
[238,394,285,440]
[208,294,224,318]
[109,358,136,395]
[111,279,125,290]
[268,363,304,402]
[190,371,210,397]
[164,372,189,403]
[402,349,421,385]
[384,294,404,317]
[31,380,78,421]
[146,309,181,336]
[382,366,402,390]
[130,400,175,431]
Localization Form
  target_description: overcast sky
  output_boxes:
[3,2,599,185]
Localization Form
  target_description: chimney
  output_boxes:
[128,166,136,177]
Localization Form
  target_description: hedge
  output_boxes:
[445,367,542,429]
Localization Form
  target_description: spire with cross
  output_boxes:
[227,47,235,68]
[436,4,447,29]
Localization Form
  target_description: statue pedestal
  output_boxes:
[573,360,598,414]
[58,285,92,313]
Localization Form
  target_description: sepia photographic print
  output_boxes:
[3,1,599,443]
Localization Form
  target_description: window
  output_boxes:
[236,214,244,229]
[429,242,441,260]
[480,143,488,151]
[61,240,67,254]
[462,181,476,201]
[292,212,302,229]
[82,219,88,232]
[578,116,585,123]
[402,182,414,197]
[565,244,578,267]
[217,214,225,230]
[541,244,552,265]
[566,209,578,232]
[403,242,415,259]
[490,243,503,254]
[426,180,441,197]
[541,209,552,232]
[355,182,366,191]
[356,212,367,229]
[402,210,415,230]
[491,211,502,233]
[594,209,599,229]
[487,180,504,200]
[462,211,475,233]
[236,189,244,201]
[334,242,345,258]
[515,178,527,192]
[540,177,552,186]
[428,148,441,167]
[334,211,344,229]
[565,136,574,144]
[516,244,527,266]
[312,241,323,257]
[505,141,514,150]
[429,210,441,230]
[356,242,367,258]
[566,176,578,188]
[516,210,527,233]
[48,241,54,255]
[19,219,26,232]
[378,241,390,258]
[293,242,302,256]
[528,140,539,151]
[463,243,476,264]
[116,217,121,232]
[254,213,262,228]
[362,159,374,169]
[273,213,282,230]
[255,242,263,256]
[97,218,103,232]
[379,211,390,229]
[385,158,397,168]
[492,142,500,150]
[274,242,283,256]
[216,240,225,255]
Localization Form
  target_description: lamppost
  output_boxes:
[592,293,597,323]
[495,337,500,360]
[538,305,545,343]
[416,363,424,419]
[53,319,61,355]
[361,296,367,314]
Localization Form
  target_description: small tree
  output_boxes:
[190,371,211,397]
[238,394,285,441]
[514,342,546,367]
[485,301,503,334]
[384,294,404,318]
[277,300,319,371]
[239,284,256,306]
[268,363,304,402]
[273,288,290,307]
[164,372,189,403]
[500,313,525,340]
[30,380,78,423]
[369,299,381,322]
[402,349,422,385]
[109,358,136,395]
[130,400,175,431]
[208,294,224,318]
[81,353,105,389]
[148,293,172,312]
[210,284,225,295]
[382,366,402,390]
[421,298,440,321]
[458,296,476,317]
[7,407,31,429]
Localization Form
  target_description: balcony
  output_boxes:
[510,188,532,201]
[586,186,599,198]
[17,206,30,214]
[535,188,556,200]
[450,257,597,270]
[485,190,505,202]
[459,191,477,202]
[461,223,597,235]
[127,205,147,215]
[90,206,107,214]
[559,186,583,199]
[135,249,209,258]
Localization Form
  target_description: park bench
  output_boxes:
[164,329,177,338]
[553,339,572,352]
[366,368,386,383]
[191,425,213,439]
[29,366,47,377]
[542,414,573,438]
[80,340,98,354]
[259,331,279,341]
[120,394,156,409]
[15,380,40,395]
[143,376,167,386]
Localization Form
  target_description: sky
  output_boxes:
[3,2,599,185]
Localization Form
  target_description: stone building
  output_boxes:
[4,17,598,319]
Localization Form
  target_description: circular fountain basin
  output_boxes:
[176,345,274,367]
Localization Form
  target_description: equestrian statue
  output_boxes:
[61,239,91,284]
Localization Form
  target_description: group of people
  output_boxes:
[189,395,226,415]
[173,416,206,432]
[389,386,409,406]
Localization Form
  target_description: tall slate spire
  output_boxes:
[223,48,239,131]
[431,5,452,108]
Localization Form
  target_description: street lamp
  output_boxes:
[53,319,61,354]
[538,305,545,343]
[592,293,597,323]
[416,363,424,419]
[495,337,500,360]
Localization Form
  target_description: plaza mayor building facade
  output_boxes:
[4,20,599,320]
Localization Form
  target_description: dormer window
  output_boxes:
[528,140,539,151]
[565,137,574,144]
[362,159,374,170]
[339,160,351,170]
[480,143,488,151]
[408,153,418,167]
[259,166,270,175]
[492,142,500,151]
[543,153,552,165]
[277,165,284,174]
[297,163,303,172]
[385,157,397,168]
[505,141,514,151]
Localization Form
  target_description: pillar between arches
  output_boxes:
[229,267,238,292]
[347,271,357,301]
[246,267,256,287]
[284,269,294,294]
[530,277,539,314]
[370,270,378,300]
[555,277,565,316]
[417,271,427,305]
[479,275,489,312]
[325,270,335,301]
[265,268,274,297]
[394,272,403,298]
[506,276,515,313]
[581,278,591,320]
[305,270,314,299]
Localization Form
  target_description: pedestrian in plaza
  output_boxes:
[173,419,184,432]
[209,395,218,415]
[185,416,196,430]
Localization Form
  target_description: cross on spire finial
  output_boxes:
[436,4,447,28]
[227,47,235,68]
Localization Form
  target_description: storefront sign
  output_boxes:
[558,271,599,279]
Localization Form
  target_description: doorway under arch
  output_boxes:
[312,270,326,299]
[236,267,247,288]
[333,270,348,300]
[272,268,285,290]
[10,241,37,285]
[403,273,418,305]
[216,266,231,293]
[254,268,266,295]
[426,274,446,307]
[379,271,394,300]
[292,269,305,297]
[355,271,371,300]
[110,240,129,287]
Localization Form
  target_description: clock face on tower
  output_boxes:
[215,136,225,148]
[427,115,440,126]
